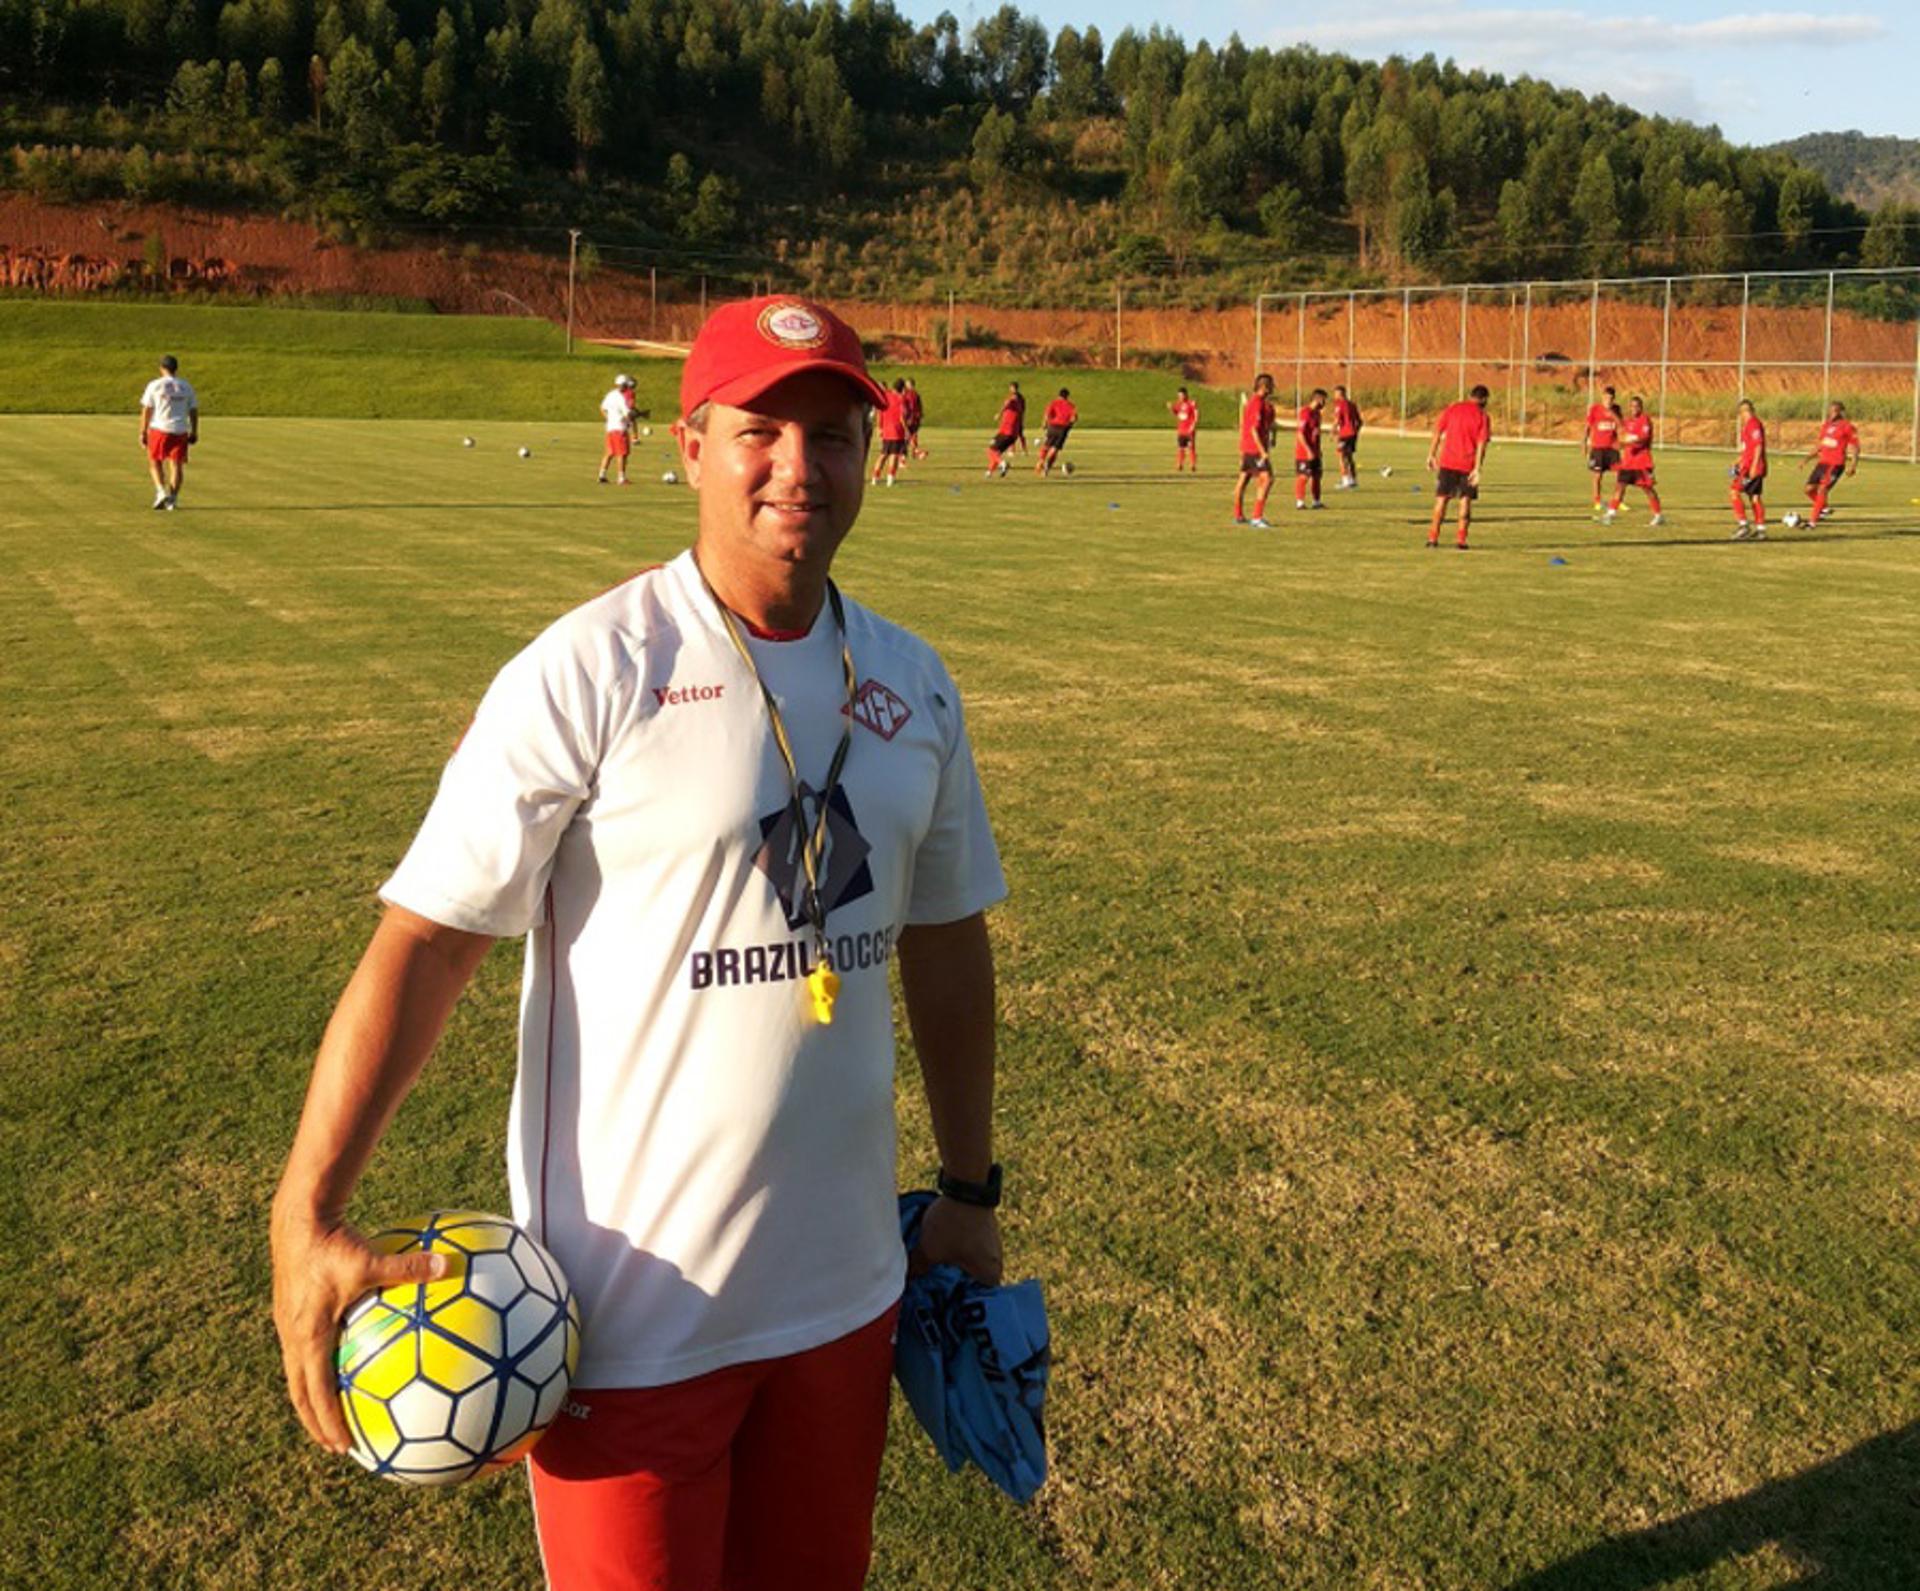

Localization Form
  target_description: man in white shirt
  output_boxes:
[271,296,1008,1589]
[597,373,637,485]
[139,354,198,510]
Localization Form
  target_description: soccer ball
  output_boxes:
[462,437,475,449]
[1063,461,1075,476]
[662,470,678,485]
[336,1211,582,1486]
[640,425,652,438]
[518,446,531,458]
[1782,512,1801,528]
[1380,466,1394,478]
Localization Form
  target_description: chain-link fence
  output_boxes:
[1255,270,1920,461]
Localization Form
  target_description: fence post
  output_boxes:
[1399,287,1411,433]
[1736,273,1749,446]
[700,275,707,318]
[1910,305,1919,464]
[1519,281,1532,439]
[1114,281,1122,371]
[1657,277,1672,441]
[1822,270,1835,412]
[946,287,955,364]
[1586,279,1599,410]
[1346,290,1357,397]
[1457,284,1468,398]
[650,265,657,338]
[1294,293,1306,413]
[565,228,580,354]
[1254,296,1264,382]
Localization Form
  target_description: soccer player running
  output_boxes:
[873,378,909,486]
[138,354,198,510]
[1293,388,1328,511]
[597,373,637,485]
[1584,385,1623,515]
[271,296,1008,1591]
[984,383,1021,476]
[903,377,927,460]
[1804,400,1860,524]
[1425,385,1492,550]
[1730,399,1769,540]
[1602,394,1663,526]
[1169,386,1200,472]
[1233,374,1277,527]
[1035,388,1076,476]
[1009,382,1029,454]
[1331,385,1363,489]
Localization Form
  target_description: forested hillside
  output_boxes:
[1771,131,1920,211]
[3,0,1910,303]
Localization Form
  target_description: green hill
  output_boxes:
[2,0,1904,301]
[1769,131,1920,210]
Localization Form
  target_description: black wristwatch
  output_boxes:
[936,1163,1003,1209]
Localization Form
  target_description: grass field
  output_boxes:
[1,300,1241,426]
[3,411,1919,1589]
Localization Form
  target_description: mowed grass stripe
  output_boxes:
[2,416,1918,1588]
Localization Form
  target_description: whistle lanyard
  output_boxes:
[704,574,859,1023]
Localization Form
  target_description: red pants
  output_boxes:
[529,1305,898,1591]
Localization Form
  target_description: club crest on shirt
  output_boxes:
[844,678,912,741]
[754,783,874,931]
[757,301,829,350]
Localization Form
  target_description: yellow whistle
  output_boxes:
[807,964,841,1025]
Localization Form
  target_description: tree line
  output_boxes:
[4,0,1918,299]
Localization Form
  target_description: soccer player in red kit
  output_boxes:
[1730,399,1769,540]
[1169,387,1200,472]
[873,378,909,486]
[1331,385,1362,489]
[1234,374,1277,527]
[1425,385,1492,549]
[1804,401,1860,522]
[1294,389,1327,510]
[984,384,1021,476]
[1585,385,1622,514]
[1036,388,1076,476]
[903,378,927,459]
[1602,395,1664,526]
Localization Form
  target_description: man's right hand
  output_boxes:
[270,1209,447,1454]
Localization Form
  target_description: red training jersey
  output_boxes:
[1434,401,1491,473]
[996,399,1019,436]
[1333,396,1361,439]
[1295,405,1322,462]
[1585,403,1621,449]
[1044,398,1076,428]
[903,389,923,426]
[1817,418,1859,465]
[1737,416,1767,476]
[1619,412,1654,470]
[1172,397,1198,436]
[1239,393,1274,454]
[878,392,908,443]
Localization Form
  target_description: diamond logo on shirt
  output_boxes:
[844,678,912,742]
[754,783,874,931]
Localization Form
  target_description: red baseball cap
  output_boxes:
[679,296,887,419]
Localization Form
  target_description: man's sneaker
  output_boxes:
[1308,500,1325,510]
[1602,508,1618,524]
[1425,538,1439,549]
[152,491,169,510]
[1294,499,1308,511]
[1731,521,1751,539]
[997,461,1009,477]
[1233,515,1248,525]
[164,494,178,510]
[1648,513,1664,527]
[885,476,895,487]
[1750,525,1767,540]
[597,475,608,485]
[1249,517,1272,529]
[1454,540,1469,551]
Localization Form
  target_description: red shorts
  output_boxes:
[529,1304,898,1591]
[606,431,632,458]
[147,431,189,462]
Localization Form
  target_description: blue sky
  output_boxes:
[902,0,1910,148]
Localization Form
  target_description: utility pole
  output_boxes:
[1114,281,1123,370]
[565,228,581,355]
[946,287,955,364]
[650,265,657,337]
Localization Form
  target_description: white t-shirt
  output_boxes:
[600,389,630,433]
[382,549,1006,1387]
[141,375,197,433]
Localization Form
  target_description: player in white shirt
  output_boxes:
[271,297,1008,1590]
[139,354,198,510]
[596,373,637,485]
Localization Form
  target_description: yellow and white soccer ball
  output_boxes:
[336,1211,582,1486]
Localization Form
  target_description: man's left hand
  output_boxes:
[911,1197,1003,1286]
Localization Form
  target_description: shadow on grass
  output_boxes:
[1505,1422,1920,1589]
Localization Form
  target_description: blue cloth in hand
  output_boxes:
[895,1190,1050,1503]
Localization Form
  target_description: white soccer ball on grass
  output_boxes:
[462,437,475,448]
[1782,511,1800,528]
[662,470,679,485]
[518,446,531,458]
[640,425,652,438]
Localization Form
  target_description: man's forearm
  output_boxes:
[897,913,996,1181]
[273,906,493,1226]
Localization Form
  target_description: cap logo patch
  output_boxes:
[758,302,829,350]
